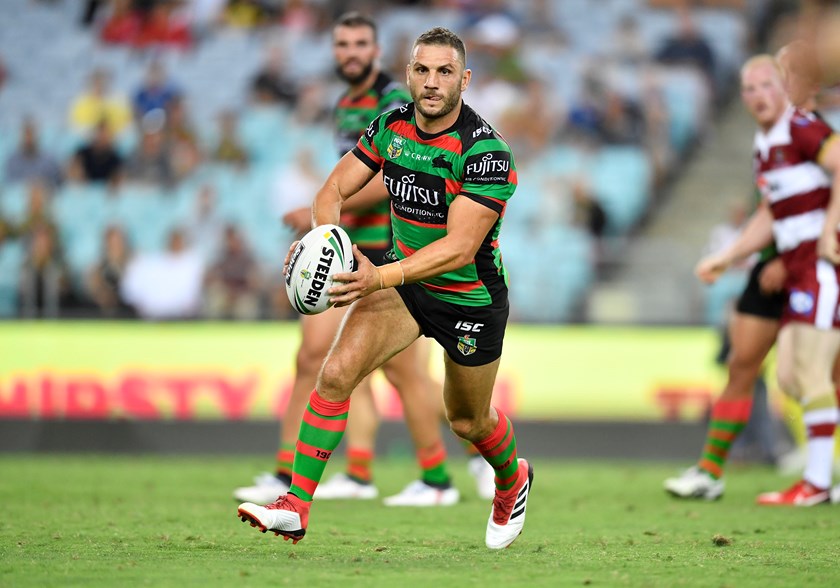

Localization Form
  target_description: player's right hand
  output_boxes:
[818,230,840,264]
[695,254,729,284]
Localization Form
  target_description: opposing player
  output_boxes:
[233,13,481,508]
[238,27,533,548]
[672,55,840,505]
[664,45,826,500]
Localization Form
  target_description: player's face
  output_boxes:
[741,63,788,130]
[407,44,470,122]
[333,25,378,85]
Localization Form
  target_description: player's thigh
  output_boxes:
[381,337,434,387]
[442,354,500,423]
[298,304,349,359]
[318,288,421,396]
[728,312,779,369]
[790,324,840,403]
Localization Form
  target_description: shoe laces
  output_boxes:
[491,486,518,524]
[266,494,301,512]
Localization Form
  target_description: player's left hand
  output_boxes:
[328,245,379,306]
[818,230,840,264]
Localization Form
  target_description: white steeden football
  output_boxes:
[285,224,354,315]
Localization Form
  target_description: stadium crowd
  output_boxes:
[0,0,760,321]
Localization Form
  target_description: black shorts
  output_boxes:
[359,246,390,265]
[735,259,786,320]
[394,281,509,367]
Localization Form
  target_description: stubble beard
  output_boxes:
[336,60,375,85]
[413,88,460,120]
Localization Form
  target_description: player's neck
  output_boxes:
[416,100,462,135]
[347,68,380,99]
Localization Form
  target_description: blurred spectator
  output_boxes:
[99,0,142,44]
[185,184,225,264]
[498,77,563,159]
[85,225,135,318]
[19,224,71,318]
[81,0,106,27]
[121,228,205,320]
[183,0,227,40]
[211,110,248,167]
[271,147,323,236]
[134,1,193,51]
[68,120,124,185]
[600,90,645,145]
[133,60,182,119]
[571,179,607,242]
[164,96,202,178]
[17,181,58,241]
[68,69,133,136]
[203,224,261,320]
[0,215,13,244]
[277,0,325,36]
[654,9,716,91]
[223,0,268,28]
[124,129,175,187]
[250,45,298,107]
[609,15,649,66]
[0,53,7,93]
[3,118,63,188]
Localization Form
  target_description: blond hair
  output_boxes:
[740,54,783,79]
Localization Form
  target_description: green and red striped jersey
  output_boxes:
[335,72,410,248]
[353,101,517,307]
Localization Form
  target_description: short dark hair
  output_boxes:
[334,11,378,42]
[413,27,466,67]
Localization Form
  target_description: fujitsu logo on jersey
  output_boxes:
[383,173,441,206]
[466,153,510,176]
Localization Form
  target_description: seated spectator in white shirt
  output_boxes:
[120,228,204,320]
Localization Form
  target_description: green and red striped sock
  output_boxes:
[698,397,753,479]
[417,440,450,486]
[474,408,519,492]
[346,447,374,483]
[275,443,295,479]
[289,390,350,502]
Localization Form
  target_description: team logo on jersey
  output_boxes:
[432,155,454,173]
[457,336,477,356]
[789,289,815,315]
[387,136,405,159]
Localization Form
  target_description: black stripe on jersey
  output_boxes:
[352,146,380,172]
[461,191,504,215]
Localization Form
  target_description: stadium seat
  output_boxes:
[0,183,29,224]
[590,146,652,233]
[0,239,24,317]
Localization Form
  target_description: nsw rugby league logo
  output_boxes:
[387,136,404,159]
[457,336,477,356]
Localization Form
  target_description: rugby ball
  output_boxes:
[285,224,354,315]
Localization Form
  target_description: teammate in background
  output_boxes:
[233,13,493,509]
[238,27,533,548]
[664,45,827,500]
[672,55,840,505]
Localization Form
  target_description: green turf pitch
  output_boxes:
[2,456,839,587]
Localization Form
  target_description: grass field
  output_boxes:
[2,455,839,587]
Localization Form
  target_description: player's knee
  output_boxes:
[728,351,762,382]
[776,364,801,400]
[296,344,328,377]
[448,417,480,442]
[317,354,358,399]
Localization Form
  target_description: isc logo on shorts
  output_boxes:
[789,290,815,315]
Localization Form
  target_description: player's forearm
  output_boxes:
[378,235,477,288]
[823,170,840,235]
[719,205,774,265]
[340,172,389,212]
[311,182,343,228]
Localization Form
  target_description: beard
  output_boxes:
[411,87,460,120]
[336,60,374,85]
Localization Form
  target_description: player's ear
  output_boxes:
[461,68,471,93]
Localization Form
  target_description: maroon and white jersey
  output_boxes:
[754,106,839,328]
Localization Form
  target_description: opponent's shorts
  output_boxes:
[735,259,786,320]
[394,281,509,367]
[781,258,840,330]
